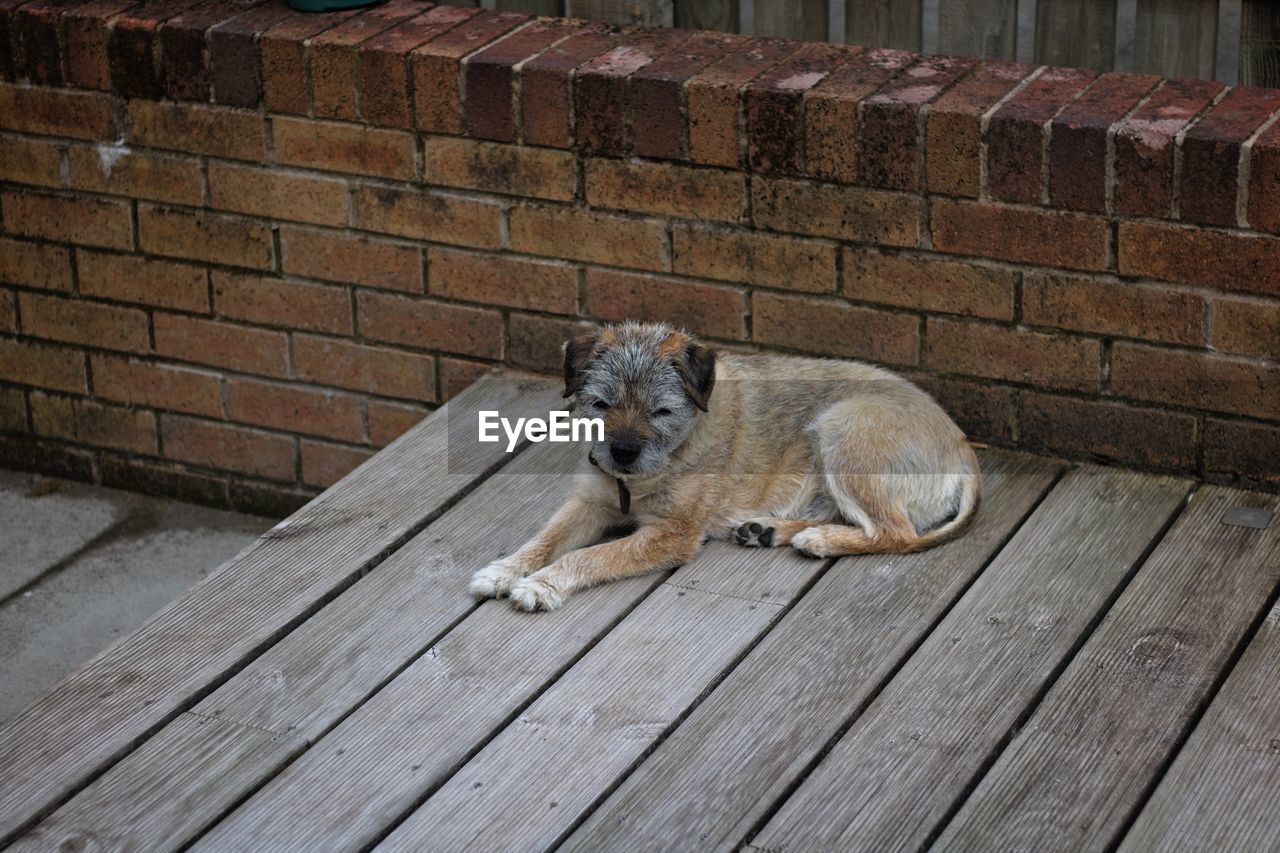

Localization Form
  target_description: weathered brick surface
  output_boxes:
[162,414,296,481]
[465,17,582,143]
[368,400,429,447]
[31,393,158,455]
[0,238,72,291]
[987,67,1096,204]
[430,249,578,314]
[804,48,913,183]
[917,376,1015,443]
[1019,392,1198,470]
[575,27,690,156]
[1118,221,1280,296]
[360,5,479,128]
[157,0,267,102]
[207,1,296,106]
[0,288,17,333]
[1180,86,1280,226]
[1246,119,1280,233]
[752,177,918,245]
[139,205,274,269]
[1111,342,1279,420]
[426,137,576,201]
[77,251,210,312]
[440,357,490,400]
[745,42,852,175]
[63,0,136,91]
[844,249,1014,319]
[128,100,266,161]
[412,10,529,135]
[925,61,1034,197]
[107,0,206,99]
[687,37,801,168]
[301,439,374,488]
[92,354,221,416]
[357,291,505,359]
[1205,420,1280,485]
[280,227,423,293]
[1112,78,1224,218]
[672,224,836,292]
[259,7,362,115]
[2,190,134,250]
[154,313,290,378]
[507,312,591,373]
[11,0,78,86]
[208,161,349,227]
[1022,272,1204,344]
[20,291,150,352]
[519,22,619,148]
[1211,295,1280,359]
[754,291,918,365]
[926,318,1101,392]
[586,269,746,340]
[214,271,353,334]
[67,146,204,206]
[294,334,436,401]
[932,198,1108,269]
[0,136,63,187]
[0,338,87,393]
[227,377,364,441]
[308,0,424,122]
[510,205,666,270]
[354,186,503,249]
[587,159,745,222]
[273,116,415,180]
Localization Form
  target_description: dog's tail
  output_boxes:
[901,470,982,553]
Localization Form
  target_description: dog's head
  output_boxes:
[562,321,716,478]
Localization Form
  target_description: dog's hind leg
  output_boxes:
[733,517,824,548]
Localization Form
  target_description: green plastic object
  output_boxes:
[285,0,381,12]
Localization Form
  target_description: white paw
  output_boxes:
[508,575,565,612]
[469,558,524,600]
[791,527,833,558]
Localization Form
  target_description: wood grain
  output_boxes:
[1035,0,1117,69]
[0,375,562,845]
[846,0,921,50]
[936,487,1280,851]
[749,466,1190,851]
[564,451,1059,851]
[754,0,827,40]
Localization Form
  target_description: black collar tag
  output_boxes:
[588,452,631,514]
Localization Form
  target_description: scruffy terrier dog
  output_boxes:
[472,321,981,612]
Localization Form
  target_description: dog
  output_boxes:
[471,321,981,612]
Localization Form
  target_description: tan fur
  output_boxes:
[471,323,982,611]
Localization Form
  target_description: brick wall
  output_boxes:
[0,4,1278,515]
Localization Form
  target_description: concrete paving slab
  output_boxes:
[0,472,268,724]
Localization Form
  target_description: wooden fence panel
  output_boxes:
[939,0,1017,58]
[1133,0,1217,78]
[754,0,829,40]
[1036,0,1117,70]
[846,0,922,50]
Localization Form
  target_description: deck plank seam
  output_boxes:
[921,480,1201,852]
[659,579,788,608]
[734,462,1071,851]
[182,709,306,742]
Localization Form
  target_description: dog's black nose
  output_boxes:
[610,440,641,466]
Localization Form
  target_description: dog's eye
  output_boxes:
[652,408,672,417]
[591,400,610,411]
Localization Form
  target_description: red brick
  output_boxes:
[1204,419,1280,485]
[360,5,480,128]
[506,312,590,374]
[803,47,913,184]
[163,414,296,481]
[754,290,918,365]
[259,6,362,115]
[1118,221,1280,297]
[426,137,576,201]
[518,21,619,149]
[1019,392,1197,470]
[630,31,747,161]
[987,67,1097,204]
[1112,78,1224,218]
[751,177,918,246]
[78,251,209,312]
[214,271,352,335]
[301,439,373,487]
[429,249,577,314]
[227,377,364,441]
[0,338,87,393]
[575,27,691,157]
[412,10,529,134]
[11,0,78,86]
[465,17,582,142]
[0,136,63,187]
[106,0,205,98]
[926,61,1035,197]
[273,116,415,180]
[207,1,296,107]
[368,399,429,447]
[843,249,1013,319]
[353,186,503,249]
[357,291,504,359]
[1111,342,1279,420]
[31,392,158,455]
[63,0,135,91]
[509,205,665,270]
[586,269,746,340]
[686,37,801,168]
[139,205,274,270]
[439,356,490,400]
[0,81,117,139]
[2,190,133,250]
[294,334,436,401]
[861,54,976,191]
[0,238,70,291]
[1181,86,1280,227]
[672,224,836,293]
[20,291,149,353]
[207,161,348,228]
[586,158,745,222]
[1247,119,1280,234]
[308,0,425,121]
[1048,72,1159,212]
[932,198,1107,270]
[280,227,422,293]
[157,0,268,102]
[67,145,203,206]
[0,288,15,333]
[1023,272,1204,345]
[745,42,853,175]
[1211,296,1280,360]
[0,386,27,433]
[916,375,1015,443]
[92,354,221,416]
[926,318,1101,392]
[0,0,18,80]
[154,313,289,378]
[128,100,266,162]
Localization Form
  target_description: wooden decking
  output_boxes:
[2,374,1278,852]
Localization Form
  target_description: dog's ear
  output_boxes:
[677,342,716,412]
[562,330,599,398]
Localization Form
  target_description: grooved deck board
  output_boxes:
[565,451,1061,851]
[749,466,1190,851]
[0,375,562,845]
[936,487,1280,851]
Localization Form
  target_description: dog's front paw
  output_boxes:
[734,520,776,548]
[791,527,834,558]
[508,574,565,612]
[470,558,524,600]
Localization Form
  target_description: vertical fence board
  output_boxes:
[499,0,563,14]
[678,0,739,31]
[1036,0,1117,70]
[570,0,673,25]
[753,0,827,40]
[1133,0,1217,78]
[846,0,922,49]
[940,0,1017,58]
[1241,0,1280,86]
